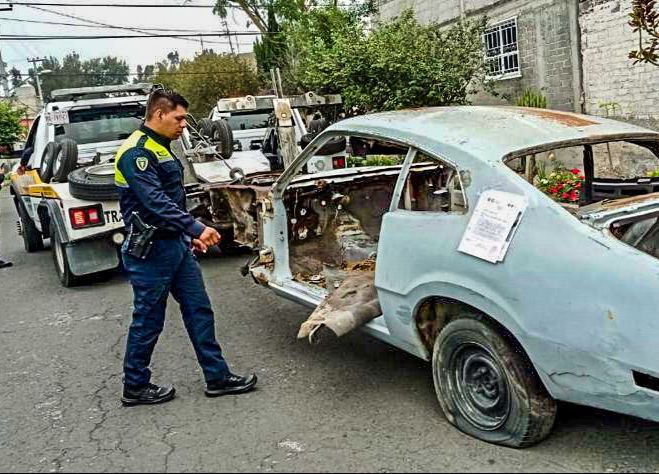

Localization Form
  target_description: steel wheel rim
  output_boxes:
[448,342,511,431]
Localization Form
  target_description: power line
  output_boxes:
[4,1,367,7]
[4,2,218,7]
[0,16,240,33]
[23,5,257,46]
[11,70,253,76]
[0,32,268,40]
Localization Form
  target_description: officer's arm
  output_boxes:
[118,150,205,237]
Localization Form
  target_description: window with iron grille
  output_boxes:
[484,18,521,79]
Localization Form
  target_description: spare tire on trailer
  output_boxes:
[198,118,214,139]
[211,119,234,159]
[39,142,61,183]
[52,138,79,183]
[68,164,119,201]
[300,134,346,155]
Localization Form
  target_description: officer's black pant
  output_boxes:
[122,237,230,388]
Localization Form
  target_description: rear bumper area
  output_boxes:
[66,232,122,276]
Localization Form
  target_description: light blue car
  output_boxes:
[222,107,659,447]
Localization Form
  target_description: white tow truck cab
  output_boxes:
[10,83,151,287]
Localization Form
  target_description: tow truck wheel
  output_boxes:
[16,197,44,253]
[50,225,81,288]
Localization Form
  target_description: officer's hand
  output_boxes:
[192,239,208,254]
[16,165,27,176]
[199,226,221,247]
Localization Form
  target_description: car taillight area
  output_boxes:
[332,156,346,169]
[69,205,105,230]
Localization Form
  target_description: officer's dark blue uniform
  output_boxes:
[115,124,230,391]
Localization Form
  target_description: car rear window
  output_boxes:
[54,104,145,145]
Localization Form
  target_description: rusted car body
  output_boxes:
[208,107,659,447]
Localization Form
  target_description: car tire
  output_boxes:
[211,120,234,159]
[68,164,119,201]
[52,138,79,183]
[308,117,329,135]
[300,134,346,155]
[16,196,44,253]
[198,118,214,139]
[50,224,82,288]
[432,315,557,448]
[39,142,61,183]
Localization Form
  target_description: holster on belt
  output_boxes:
[126,212,156,260]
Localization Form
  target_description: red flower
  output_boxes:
[558,184,565,190]
[571,168,581,175]
[562,192,570,199]
[575,182,582,189]
[579,175,585,180]
[569,191,579,202]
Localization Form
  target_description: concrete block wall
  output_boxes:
[579,0,659,128]
[377,0,580,111]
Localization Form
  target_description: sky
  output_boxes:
[0,0,260,80]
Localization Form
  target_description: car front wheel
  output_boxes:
[432,315,557,448]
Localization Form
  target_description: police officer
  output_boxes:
[115,88,257,406]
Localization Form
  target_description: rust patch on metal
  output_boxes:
[506,107,600,127]
[589,192,659,211]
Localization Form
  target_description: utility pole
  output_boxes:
[0,25,10,97]
[27,57,47,106]
[223,19,235,54]
[0,49,9,98]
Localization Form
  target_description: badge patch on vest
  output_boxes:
[136,157,149,171]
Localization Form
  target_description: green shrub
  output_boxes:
[516,89,548,108]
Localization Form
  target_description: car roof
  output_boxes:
[331,106,659,163]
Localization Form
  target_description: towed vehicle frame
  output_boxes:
[208,106,659,447]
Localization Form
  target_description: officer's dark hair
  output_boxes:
[146,88,189,120]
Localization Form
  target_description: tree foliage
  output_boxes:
[12,53,130,99]
[630,0,659,66]
[214,0,376,76]
[213,0,315,33]
[253,4,288,75]
[153,51,260,117]
[287,8,489,112]
[0,102,26,146]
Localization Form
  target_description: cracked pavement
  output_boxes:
[2,190,659,473]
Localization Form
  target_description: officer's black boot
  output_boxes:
[205,373,258,397]
[0,260,13,269]
[121,383,176,407]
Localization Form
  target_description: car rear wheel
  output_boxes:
[432,315,557,448]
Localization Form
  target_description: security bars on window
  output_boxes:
[484,18,520,79]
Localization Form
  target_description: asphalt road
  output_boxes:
[1,188,659,473]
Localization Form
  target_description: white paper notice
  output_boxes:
[458,190,527,264]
